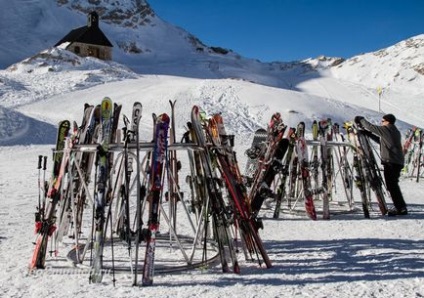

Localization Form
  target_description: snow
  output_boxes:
[1,1,424,297]
[1,71,424,297]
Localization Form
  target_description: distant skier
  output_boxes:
[354,113,407,216]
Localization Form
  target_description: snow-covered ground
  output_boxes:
[1,70,424,297]
[1,140,424,298]
[1,2,424,297]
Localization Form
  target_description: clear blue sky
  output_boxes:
[149,0,424,62]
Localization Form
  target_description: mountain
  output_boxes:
[332,37,424,91]
[0,0,424,146]
[0,0,273,82]
[2,1,424,90]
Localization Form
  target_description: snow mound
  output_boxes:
[0,47,139,108]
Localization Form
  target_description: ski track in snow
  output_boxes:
[197,80,265,135]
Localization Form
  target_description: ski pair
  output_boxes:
[114,102,145,286]
[141,112,170,286]
[90,97,118,283]
[318,119,333,220]
[344,121,387,217]
[295,122,317,220]
[273,126,296,218]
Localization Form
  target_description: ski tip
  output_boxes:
[255,128,267,133]
[192,105,200,114]
[101,97,113,110]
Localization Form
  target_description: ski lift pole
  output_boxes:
[377,86,383,113]
[417,129,423,183]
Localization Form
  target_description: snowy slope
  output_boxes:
[1,38,422,146]
[0,0,83,69]
[1,48,423,145]
[1,79,424,298]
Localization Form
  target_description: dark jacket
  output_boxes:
[358,118,404,166]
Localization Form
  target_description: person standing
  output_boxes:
[354,113,408,216]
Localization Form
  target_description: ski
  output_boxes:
[319,119,331,220]
[311,121,320,189]
[295,122,317,220]
[273,127,296,218]
[90,97,113,283]
[142,113,170,286]
[416,129,423,182]
[326,119,334,213]
[244,128,267,185]
[128,101,143,286]
[354,125,388,215]
[167,99,180,231]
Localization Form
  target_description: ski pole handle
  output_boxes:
[43,156,47,170]
[38,155,43,169]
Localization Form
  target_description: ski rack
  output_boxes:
[48,138,254,286]
[31,103,275,286]
[35,106,393,286]
[43,129,372,284]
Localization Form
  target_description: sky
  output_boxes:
[149,0,424,62]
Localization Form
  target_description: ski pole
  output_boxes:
[37,155,43,212]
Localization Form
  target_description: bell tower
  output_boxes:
[87,11,99,28]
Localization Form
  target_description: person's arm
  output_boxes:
[358,118,386,137]
[361,129,380,144]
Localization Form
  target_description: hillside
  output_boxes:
[1,1,424,91]
[0,0,423,145]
